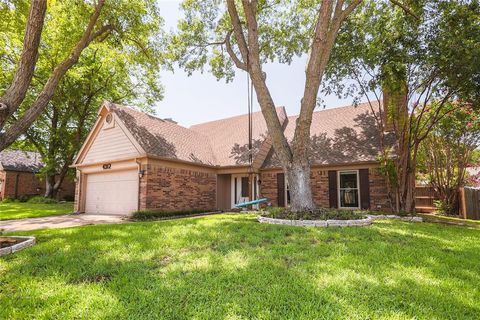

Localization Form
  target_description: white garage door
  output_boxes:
[85,170,138,215]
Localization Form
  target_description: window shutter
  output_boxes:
[277,173,285,207]
[359,169,371,210]
[328,171,338,208]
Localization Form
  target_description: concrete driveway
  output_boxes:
[0,214,127,232]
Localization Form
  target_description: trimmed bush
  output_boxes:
[62,195,75,202]
[262,207,368,220]
[1,197,19,204]
[131,209,216,221]
[27,196,58,204]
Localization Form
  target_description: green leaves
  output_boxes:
[2,0,165,183]
[168,0,319,81]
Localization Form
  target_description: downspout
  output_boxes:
[135,159,143,212]
[75,168,83,213]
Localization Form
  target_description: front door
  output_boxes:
[232,175,249,207]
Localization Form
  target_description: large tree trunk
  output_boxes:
[396,148,416,213]
[286,162,315,212]
[225,0,362,212]
[44,175,56,198]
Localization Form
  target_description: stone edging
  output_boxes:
[0,236,36,256]
[257,215,373,227]
[367,215,423,222]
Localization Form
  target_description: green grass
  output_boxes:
[419,213,480,228]
[1,214,480,319]
[0,202,74,220]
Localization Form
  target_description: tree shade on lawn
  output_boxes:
[1,214,479,319]
[0,202,73,220]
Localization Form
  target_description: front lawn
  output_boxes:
[1,214,479,319]
[0,202,74,220]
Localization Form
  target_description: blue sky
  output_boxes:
[155,1,356,127]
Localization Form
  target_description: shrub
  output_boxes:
[261,207,367,220]
[1,197,18,204]
[27,196,58,204]
[434,200,458,216]
[131,209,216,221]
[62,195,75,202]
[264,207,287,218]
[17,195,30,203]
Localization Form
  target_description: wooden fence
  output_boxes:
[460,187,480,220]
[415,186,438,213]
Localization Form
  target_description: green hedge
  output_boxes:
[27,196,58,204]
[131,209,216,221]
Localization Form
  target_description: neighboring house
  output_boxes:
[73,101,391,215]
[0,150,75,201]
[466,167,480,187]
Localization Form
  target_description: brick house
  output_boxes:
[72,101,391,215]
[0,150,75,201]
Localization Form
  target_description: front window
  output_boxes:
[339,171,359,208]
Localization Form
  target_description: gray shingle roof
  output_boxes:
[110,103,217,165]
[108,102,389,168]
[263,102,393,167]
[0,150,43,172]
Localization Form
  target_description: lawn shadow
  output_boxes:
[2,215,480,319]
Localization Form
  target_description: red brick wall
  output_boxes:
[0,170,76,201]
[140,163,217,212]
[57,178,75,201]
[260,166,391,212]
[0,171,43,200]
[311,169,330,208]
[259,172,278,206]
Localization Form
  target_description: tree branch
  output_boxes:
[389,0,420,20]
[0,0,107,151]
[0,0,47,124]
[226,0,249,66]
[225,30,247,71]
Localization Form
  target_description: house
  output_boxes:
[0,150,75,201]
[466,167,480,187]
[72,101,391,215]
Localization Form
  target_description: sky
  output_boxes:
[154,1,356,127]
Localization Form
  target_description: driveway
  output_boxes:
[0,214,127,232]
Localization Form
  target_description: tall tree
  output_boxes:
[5,0,163,198]
[418,102,480,215]
[170,0,411,212]
[0,0,162,151]
[324,0,480,212]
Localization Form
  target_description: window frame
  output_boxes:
[337,170,361,209]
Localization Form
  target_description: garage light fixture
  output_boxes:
[138,169,145,179]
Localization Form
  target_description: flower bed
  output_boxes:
[0,236,36,256]
[257,215,372,227]
[258,207,423,228]
[258,207,372,227]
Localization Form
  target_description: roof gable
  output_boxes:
[109,103,217,165]
[75,102,145,165]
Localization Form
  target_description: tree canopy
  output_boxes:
[0,0,164,151]
[2,0,164,197]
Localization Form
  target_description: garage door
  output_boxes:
[85,170,138,215]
